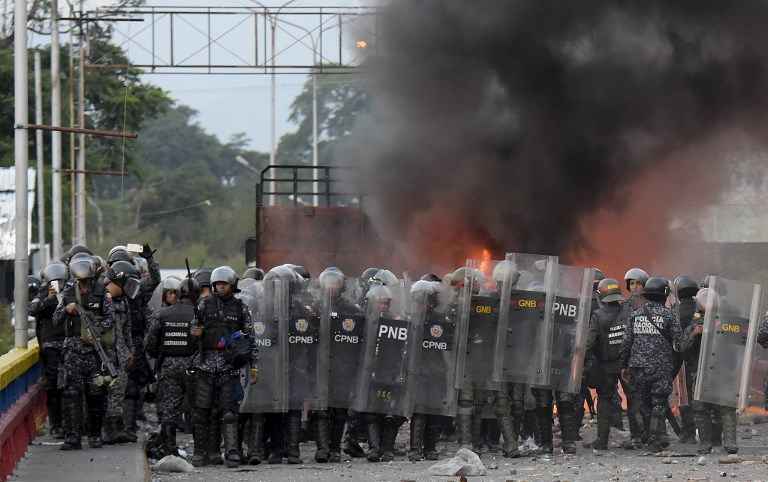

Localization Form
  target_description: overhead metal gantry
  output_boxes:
[79,5,381,75]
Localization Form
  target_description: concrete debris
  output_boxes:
[427,448,487,476]
[152,455,194,473]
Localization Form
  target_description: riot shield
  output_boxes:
[693,277,762,410]
[454,259,507,391]
[534,264,594,393]
[322,276,366,409]
[406,280,460,417]
[494,253,558,386]
[284,277,328,411]
[353,278,413,417]
[240,277,288,413]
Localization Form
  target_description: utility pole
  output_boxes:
[76,0,87,245]
[312,46,319,207]
[68,24,76,245]
[51,0,63,260]
[34,51,46,264]
[268,17,277,207]
[14,0,29,348]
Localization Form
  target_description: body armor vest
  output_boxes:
[159,302,196,357]
[596,303,625,363]
[201,296,245,351]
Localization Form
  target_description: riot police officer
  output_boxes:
[103,261,144,444]
[681,288,739,455]
[671,275,699,443]
[31,261,69,438]
[618,267,649,449]
[54,254,114,450]
[145,277,200,457]
[190,266,256,468]
[161,277,181,307]
[620,277,681,453]
[194,268,214,300]
[583,278,625,451]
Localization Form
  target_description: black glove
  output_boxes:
[141,243,157,259]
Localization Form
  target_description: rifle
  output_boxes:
[186,258,204,361]
[73,303,118,379]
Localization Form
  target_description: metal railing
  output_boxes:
[257,164,362,207]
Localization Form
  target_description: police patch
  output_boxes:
[253,321,266,336]
[342,318,356,332]
[296,318,309,333]
[430,324,443,338]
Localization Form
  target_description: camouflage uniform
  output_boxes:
[106,297,134,421]
[621,301,681,449]
[680,313,739,454]
[54,282,114,449]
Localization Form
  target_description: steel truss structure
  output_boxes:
[79,5,380,75]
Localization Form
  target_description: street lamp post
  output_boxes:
[14,0,29,348]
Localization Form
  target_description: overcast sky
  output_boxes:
[31,0,371,152]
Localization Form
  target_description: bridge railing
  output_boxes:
[0,339,46,482]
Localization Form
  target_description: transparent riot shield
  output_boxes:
[533,265,593,394]
[407,281,459,417]
[747,315,768,412]
[693,277,762,410]
[494,253,558,386]
[240,277,288,414]
[323,276,366,409]
[283,277,328,411]
[454,259,506,391]
[353,278,413,417]
[238,280,263,320]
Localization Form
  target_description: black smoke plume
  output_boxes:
[342,0,768,274]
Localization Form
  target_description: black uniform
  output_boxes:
[584,302,624,449]
[31,292,66,437]
[192,293,253,466]
[145,298,197,455]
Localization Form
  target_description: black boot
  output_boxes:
[678,406,696,443]
[267,415,285,464]
[191,418,209,467]
[585,398,612,451]
[60,391,82,451]
[646,412,667,453]
[456,414,473,450]
[208,417,223,465]
[121,400,138,443]
[711,412,723,448]
[423,418,441,460]
[499,416,520,458]
[557,402,577,455]
[103,416,121,445]
[535,406,553,455]
[381,418,399,462]
[329,410,346,462]
[223,415,241,468]
[366,417,382,462]
[161,423,178,457]
[286,411,302,464]
[408,415,425,461]
[87,395,105,449]
[47,389,64,438]
[471,414,485,453]
[315,413,331,463]
[246,416,265,465]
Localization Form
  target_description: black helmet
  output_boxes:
[70,255,97,281]
[360,267,380,282]
[28,276,42,299]
[420,273,442,282]
[674,275,699,299]
[211,266,239,292]
[624,267,649,290]
[597,278,624,303]
[643,277,669,301]
[179,277,200,303]
[193,268,213,288]
[593,268,605,289]
[242,267,265,281]
[107,261,142,299]
[107,248,132,266]
[42,261,68,284]
[64,244,92,264]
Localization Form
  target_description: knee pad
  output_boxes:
[222,411,238,424]
[63,387,80,400]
